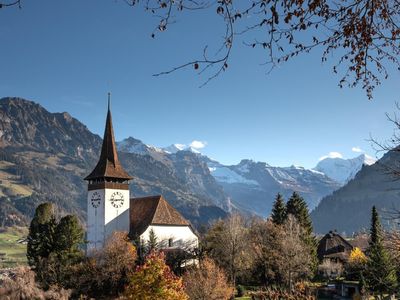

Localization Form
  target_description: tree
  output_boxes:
[203,214,250,286]
[249,216,312,290]
[249,218,283,285]
[278,215,312,290]
[54,214,84,271]
[346,247,368,281]
[385,229,400,290]
[271,193,286,225]
[27,204,85,288]
[147,228,159,253]
[39,215,85,287]
[71,231,137,298]
[27,202,56,268]
[124,251,188,300]
[286,192,318,271]
[54,215,84,256]
[365,206,397,297]
[3,0,400,97]
[286,192,312,235]
[183,257,234,300]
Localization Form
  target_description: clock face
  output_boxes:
[91,192,101,208]
[110,191,124,208]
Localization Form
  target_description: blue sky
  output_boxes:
[0,0,399,168]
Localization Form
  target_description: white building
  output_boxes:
[84,98,198,254]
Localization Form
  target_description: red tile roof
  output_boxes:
[129,195,191,237]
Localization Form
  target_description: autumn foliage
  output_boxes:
[124,251,188,300]
[349,247,367,265]
[0,267,71,300]
[70,231,137,298]
[183,257,234,300]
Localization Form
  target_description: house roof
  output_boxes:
[317,231,354,261]
[129,195,191,237]
[84,104,132,181]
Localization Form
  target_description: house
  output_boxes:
[317,230,354,278]
[84,95,198,254]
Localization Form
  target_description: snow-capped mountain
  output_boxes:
[314,154,376,185]
[117,137,164,155]
[117,138,340,217]
[207,159,340,215]
[162,144,200,154]
[117,137,230,211]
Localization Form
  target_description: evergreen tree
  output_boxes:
[271,193,286,225]
[286,192,313,235]
[55,215,84,264]
[27,202,57,268]
[55,215,84,253]
[365,206,397,296]
[147,228,159,253]
[286,192,317,273]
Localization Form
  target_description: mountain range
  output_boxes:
[0,96,392,234]
[115,140,341,215]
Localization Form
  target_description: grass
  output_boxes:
[0,160,33,197]
[0,226,28,268]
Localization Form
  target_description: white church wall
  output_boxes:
[141,225,198,250]
[104,188,130,236]
[87,188,130,253]
[87,189,105,252]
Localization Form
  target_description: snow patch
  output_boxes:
[210,166,259,186]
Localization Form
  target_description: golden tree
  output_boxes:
[349,247,367,265]
[124,251,188,300]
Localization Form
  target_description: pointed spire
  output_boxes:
[108,92,111,111]
[84,95,132,181]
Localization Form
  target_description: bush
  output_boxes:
[236,285,245,297]
[183,257,234,300]
[249,288,315,300]
[0,266,71,300]
[124,251,188,300]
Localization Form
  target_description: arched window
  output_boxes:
[168,238,173,247]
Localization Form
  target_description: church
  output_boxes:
[84,99,198,253]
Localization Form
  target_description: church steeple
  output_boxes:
[85,95,132,182]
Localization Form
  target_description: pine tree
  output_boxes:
[55,215,84,264]
[286,192,313,235]
[271,193,286,225]
[365,206,397,297]
[286,192,317,272]
[27,202,57,268]
[147,228,159,253]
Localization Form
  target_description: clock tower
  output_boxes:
[84,95,132,252]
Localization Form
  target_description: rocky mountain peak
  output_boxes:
[314,154,377,185]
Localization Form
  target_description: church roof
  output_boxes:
[317,231,353,261]
[84,103,132,181]
[129,195,191,237]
